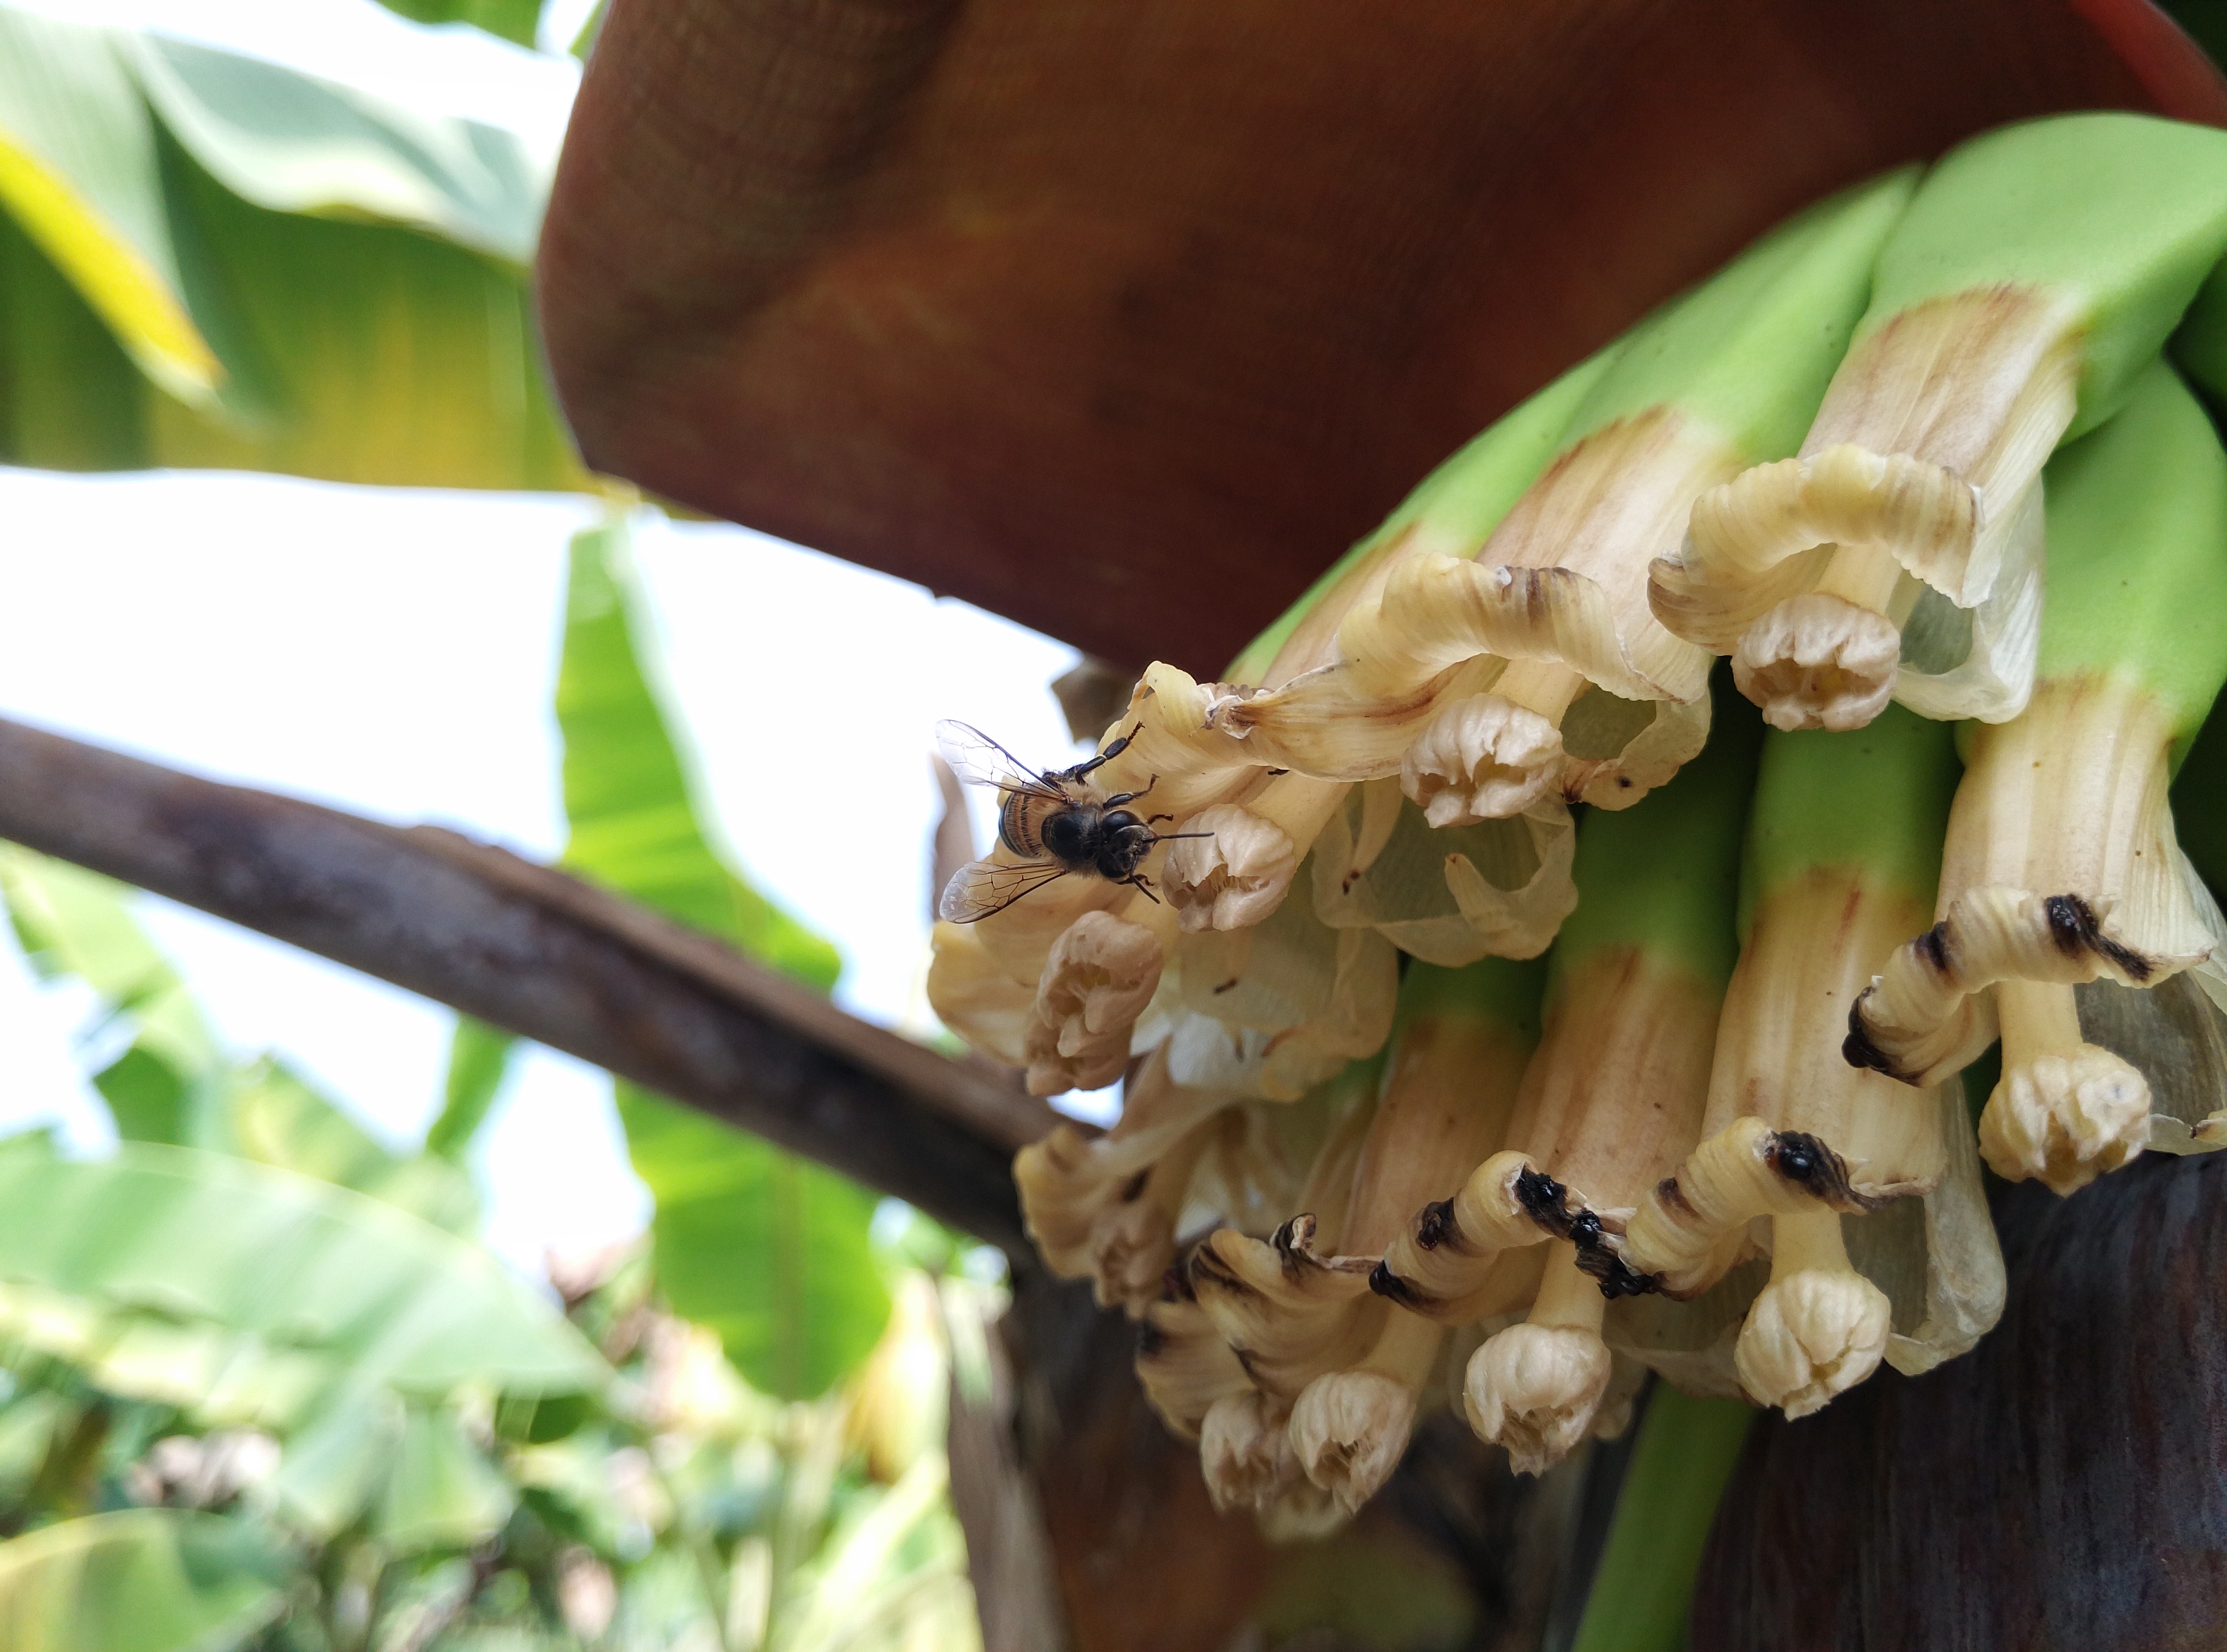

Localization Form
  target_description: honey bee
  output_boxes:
[934,720,1206,922]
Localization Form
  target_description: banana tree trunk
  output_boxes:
[1693,1145,2227,1648]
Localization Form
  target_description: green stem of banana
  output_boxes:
[1568,1385,1755,1652]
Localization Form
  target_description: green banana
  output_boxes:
[1620,706,1980,1417]
[1374,675,1761,1472]
[1657,112,2227,735]
[1848,357,2227,1190]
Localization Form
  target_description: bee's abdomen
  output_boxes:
[999,792,1046,859]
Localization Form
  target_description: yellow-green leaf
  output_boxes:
[0,10,219,403]
[0,1509,288,1652]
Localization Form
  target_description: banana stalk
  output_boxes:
[1619,707,1988,1417]
[1658,113,2227,733]
[1847,359,2227,1192]
[1566,1387,1755,1652]
[1216,171,1914,818]
[1377,679,1759,1470]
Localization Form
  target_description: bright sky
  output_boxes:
[0,0,1107,1278]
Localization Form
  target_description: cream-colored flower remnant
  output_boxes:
[1732,1217,1894,1418]
[1022,910,1164,1096]
[1162,802,1302,933]
[1463,1276,1616,1475]
[1848,677,2227,1193]
[1012,1048,1232,1313]
[1211,409,1721,820]
[1288,1307,1444,1513]
[1652,289,2070,732]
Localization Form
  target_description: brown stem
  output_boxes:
[0,716,1054,1251]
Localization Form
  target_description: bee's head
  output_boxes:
[1095,810,1155,878]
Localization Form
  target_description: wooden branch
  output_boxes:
[0,716,1054,1251]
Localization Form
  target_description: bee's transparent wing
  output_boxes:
[939,857,1072,924]
[935,720,1068,801]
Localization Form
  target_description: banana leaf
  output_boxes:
[0,2,581,488]
[556,515,889,1400]
[0,846,478,1227]
[423,1016,519,1163]
[0,1508,289,1652]
[375,0,546,49]
[0,845,220,1147]
[0,1140,601,1400]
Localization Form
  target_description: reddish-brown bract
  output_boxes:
[538,0,2224,675]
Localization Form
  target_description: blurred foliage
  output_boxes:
[0,6,989,1646]
[373,0,545,48]
[556,515,892,1402]
[0,4,581,487]
[0,850,988,1651]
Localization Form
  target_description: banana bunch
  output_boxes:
[928,111,2227,1529]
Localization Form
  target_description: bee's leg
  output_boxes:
[1072,723,1144,779]
[1102,774,1161,809]
[1120,873,1163,904]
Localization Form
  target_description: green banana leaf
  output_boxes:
[0,2,581,487]
[376,0,546,49]
[0,1508,289,1652]
[0,1140,602,1401]
[0,846,479,1226]
[423,1016,519,1163]
[228,1057,477,1233]
[556,515,890,1400]
[379,1402,518,1552]
[0,846,220,1146]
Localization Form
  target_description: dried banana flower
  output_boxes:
[1463,1242,1616,1474]
[1134,1267,1250,1443]
[925,919,1035,1065]
[1180,1059,1386,1520]
[1170,864,1399,1101]
[1199,1389,1304,1513]
[1220,172,1914,814]
[1183,1053,1384,1241]
[1622,709,2002,1415]
[1289,1305,1445,1513]
[1656,113,2227,732]
[1022,909,1164,1095]
[1311,778,1577,965]
[1162,778,1345,933]
[1848,362,2227,1192]
[1191,957,1542,1408]
[1013,1046,1234,1312]
[1378,684,1761,1465]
